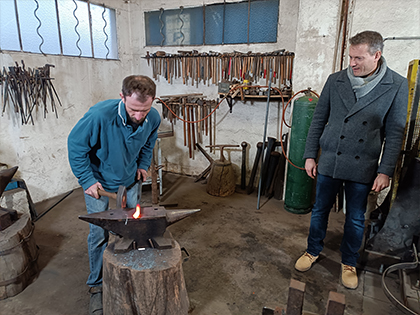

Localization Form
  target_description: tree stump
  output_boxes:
[0,213,38,300]
[103,233,189,315]
[206,160,236,197]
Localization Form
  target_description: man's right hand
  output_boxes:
[84,182,104,199]
[305,158,317,179]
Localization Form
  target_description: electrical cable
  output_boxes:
[381,244,420,315]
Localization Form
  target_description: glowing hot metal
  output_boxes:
[133,204,141,219]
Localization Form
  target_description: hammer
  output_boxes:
[98,185,127,209]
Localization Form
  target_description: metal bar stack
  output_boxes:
[1,61,62,125]
[157,94,216,159]
[145,50,294,90]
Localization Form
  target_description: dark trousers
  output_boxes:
[306,173,372,266]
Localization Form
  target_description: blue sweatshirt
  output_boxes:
[67,99,161,192]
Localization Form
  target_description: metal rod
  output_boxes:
[13,0,23,51]
[222,0,226,44]
[55,0,63,55]
[257,68,272,210]
[33,190,73,222]
[202,5,205,45]
[72,0,82,56]
[87,1,95,58]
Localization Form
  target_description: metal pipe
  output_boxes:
[384,36,420,41]
[257,68,272,210]
[339,0,349,70]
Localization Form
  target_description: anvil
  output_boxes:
[79,206,200,252]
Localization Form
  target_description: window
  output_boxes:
[0,0,118,59]
[145,0,279,46]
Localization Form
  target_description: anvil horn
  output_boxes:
[166,209,201,225]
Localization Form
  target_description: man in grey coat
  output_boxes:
[294,31,408,289]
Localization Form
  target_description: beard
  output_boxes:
[128,115,145,126]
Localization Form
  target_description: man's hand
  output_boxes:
[371,173,390,192]
[305,158,317,179]
[84,182,104,199]
[137,168,148,182]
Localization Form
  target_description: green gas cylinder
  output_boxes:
[284,95,318,214]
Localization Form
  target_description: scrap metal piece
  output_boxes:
[0,166,18,198]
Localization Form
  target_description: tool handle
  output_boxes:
[97,189,117,199]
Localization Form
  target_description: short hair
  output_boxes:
[349,31,384,55]
[121,75,156,102]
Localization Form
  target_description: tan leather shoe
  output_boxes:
[341,263,358,289]
[294,252,319,272]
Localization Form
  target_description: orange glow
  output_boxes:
[133,204,141,219]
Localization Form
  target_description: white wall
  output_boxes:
[349,0,420,76]
[1,0,418,203]
[0,0,135,202]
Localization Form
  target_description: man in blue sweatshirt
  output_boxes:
[68,75,161,314]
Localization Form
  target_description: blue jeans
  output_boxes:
[84,182,141,287]
[306,173,371,267]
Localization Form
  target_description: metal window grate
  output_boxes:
[0,0,118,60]
[145,0,279,47]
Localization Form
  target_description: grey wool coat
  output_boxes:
[304,67,408,184]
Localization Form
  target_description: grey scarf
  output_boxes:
[347,56,387,100]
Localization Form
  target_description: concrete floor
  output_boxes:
[0,172,404,315]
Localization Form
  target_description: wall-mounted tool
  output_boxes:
[143,50,295,94]
[157,94,216,159]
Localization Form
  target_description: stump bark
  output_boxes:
[206,160,236,197]
[103,233,189,315]
[0,213,38,300]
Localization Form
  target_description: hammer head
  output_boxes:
[116,185,127,208]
